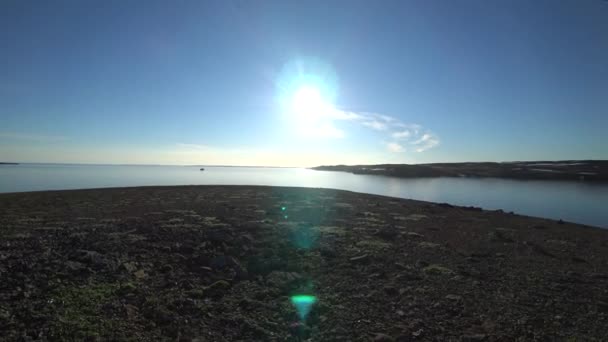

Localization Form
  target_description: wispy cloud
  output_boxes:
[412,133,440,152]
[387,142,405,153]
[0,132,68,142]
[362,120,388,131]
[320,108,439,154]
[391,130,411,139]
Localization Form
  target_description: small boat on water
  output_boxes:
[200,168,205,171]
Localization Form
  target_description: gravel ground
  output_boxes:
[1,185,607,341]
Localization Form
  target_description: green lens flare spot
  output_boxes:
[281,206,286,211]
[291,295,317,320]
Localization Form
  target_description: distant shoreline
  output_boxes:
[312,160,608,182]
[0,162,19,165]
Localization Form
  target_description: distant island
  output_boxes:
[0,162,19,165]
[312,160,608,182]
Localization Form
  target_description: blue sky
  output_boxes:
[1,0,607,166]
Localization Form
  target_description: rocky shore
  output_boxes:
[1,186,607,341]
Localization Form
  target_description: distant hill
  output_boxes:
[0,162,19,165]
[312,160,608,182]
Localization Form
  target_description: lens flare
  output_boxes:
[291,295,317,320]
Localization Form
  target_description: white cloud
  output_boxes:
[362,120,388,131]
[412,133,440,152]
[328,109,440,153]
[391,130,411,139]
[387,142,405,153]
[283,104,440,152]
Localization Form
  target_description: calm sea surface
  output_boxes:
[1,163,607,228]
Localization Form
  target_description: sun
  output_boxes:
[290,86,331,122]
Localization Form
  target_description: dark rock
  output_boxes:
[161,264,173,273]
[377,227,398,240]
[65,260,86,272]
[124,304,139,320]
[204,280,231,297]
[415,259,429,268]
[208,229,232,242]
[265,271,302,291]
[73,249,107,267]
[463,334,487,341]
[227,256,248,279]
[373,333,394,341]
[406,232,424,238]
[122,262,137,273]
[320,246,337,259]
[384,285,398,296]
[445,294,462,301]
[489,229,514,243]
[526,241,556,258]
[571,256,588,263]
[210,255,228,269]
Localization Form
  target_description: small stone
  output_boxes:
[134,269,147,279]
[0,307,10,320]
[74,249,107,267]
[373,333,394,341]
[415,260,429,268]
[122,262,137,273]
[187,288,205,299]
[377,228,398,240]
[406,232,424,238]
[124,304,139,319]
[320,247,337,259]
[463,333,486,341]
[423,264,453,275]
[350,254,369,263]
[210,255,228,269]
[265,271,302,291]
[445,294,462,301]
[65,261,86,272]
[207,280,231,290]
[418,242,440,248]
[384,286,398,296]
[119,282,137,295]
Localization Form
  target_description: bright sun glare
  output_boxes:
[290,86,332,123]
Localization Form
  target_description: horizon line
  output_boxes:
[1,158,607,168]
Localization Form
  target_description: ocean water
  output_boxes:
[1,163,607,228]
